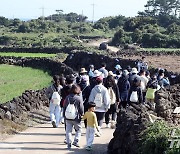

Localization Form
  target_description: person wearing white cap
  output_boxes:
[129,67,140,86]
[114,64,122,81]
[79,68,90,86]
[89,70,102,90]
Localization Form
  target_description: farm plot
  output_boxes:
[0,64,51,103]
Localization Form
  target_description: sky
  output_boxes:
[0,0,148,21]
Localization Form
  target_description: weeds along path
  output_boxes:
[84,38,119,53]
[0,122,114,154]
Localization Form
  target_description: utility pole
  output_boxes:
[40,6,45,22]
[91,3,95,24]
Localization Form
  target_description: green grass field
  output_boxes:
[0,52,56,58]
[0,64,52,103]
[141,48,180,52]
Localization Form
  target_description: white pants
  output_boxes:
[86,126,95,147]
[66,120,82,144]
[49,102,61,127]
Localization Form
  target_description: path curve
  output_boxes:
[0,122,114,154]
[85,38,120,53]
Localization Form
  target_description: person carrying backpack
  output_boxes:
[157,71,170,89]
[63,84,84,149]
[146,75,159,110]
[117,71,130,109]
[104,75,120,128]
[88,76,110,134]
[46,75,63,128]
[128,77,143,105]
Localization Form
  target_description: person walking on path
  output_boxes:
[99,63,108,79]
[129,67,140,86]
[117,71,130,109]
[128,77,143,105]
[88,76,110,133]
[139,69,149,103]
[46,75,63,128]
[83,102,100,151]
[104,75,120,128]
[63,84,84,149]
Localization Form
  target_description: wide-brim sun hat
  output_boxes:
[80,68,87,73]
[93,70,102,77]
[131,67,138,74]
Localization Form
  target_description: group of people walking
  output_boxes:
[45,57,170,150]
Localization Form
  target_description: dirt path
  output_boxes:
[0,122,114,154]
[85,39,119,53]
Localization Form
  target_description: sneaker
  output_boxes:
[52,121,56,128]
[72,140,80,147]
[86,146,92,151]
[95,132,101,137]
[64,138,67,144]
[67,143,71,149]
[111,121,116,129]
[106,124,110,128]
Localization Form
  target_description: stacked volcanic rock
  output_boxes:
[108,85,180,154]
[108,104,149,154]
[0,56,74,76]
[0,89,49,122]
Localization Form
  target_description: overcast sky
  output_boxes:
[0,0,148,20]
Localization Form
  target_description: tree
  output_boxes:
[0,16,10,26]
[140,0,180,17]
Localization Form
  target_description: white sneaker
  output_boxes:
[106,124,110,128]
[111,121,116,129]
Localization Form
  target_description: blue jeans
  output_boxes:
[49,102,61,127]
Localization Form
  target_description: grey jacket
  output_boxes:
[88,84,110,112]
[45,84,62,101]
[63,94,84,122]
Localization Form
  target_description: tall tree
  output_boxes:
[140,0,180,17]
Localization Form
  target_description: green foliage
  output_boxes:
[139,121,179,154]
[0,64,51,103]
[0,52,56,58]
[94,15,127,31]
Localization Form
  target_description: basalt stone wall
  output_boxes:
[64,52,180,84]
[64,52,136,71]
[0,47,74,54]
[108,86,180,154]
[0,89,49,122]
[0,56,74,76]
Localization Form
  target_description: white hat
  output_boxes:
[80,68,87,73]
[108,71,116,77]
[115,64,122,70]
[131,67,138,74]
[123,69,129,76]
[93,70,102,77]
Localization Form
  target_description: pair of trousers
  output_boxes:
[86,126,95,147]
[66,120,82,144]
[49,102,61,127]
[95,112,105,127]
[105,104,117,124]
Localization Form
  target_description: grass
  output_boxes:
[0,52,56,58]
[140,48,180,52]
[0,64,52,103]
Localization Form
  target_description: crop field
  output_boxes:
[0,52,56,58]
[140,48,180,52]
[0,64,52,103]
